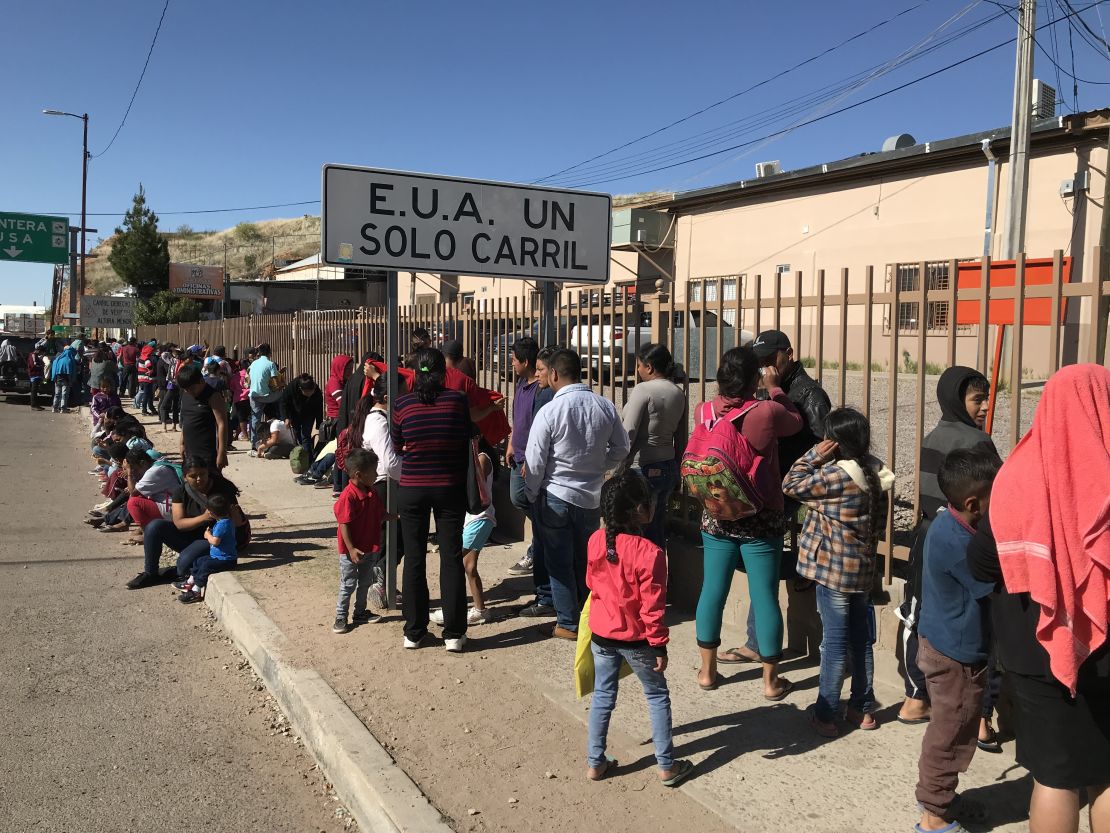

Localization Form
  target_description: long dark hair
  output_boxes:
[182,455,240,496]
[637,343,676,380]
[600,470,653,564]
[716,346,760,399]
[412,348,446,405]
[824,407,882,552]
[350,393,377,444]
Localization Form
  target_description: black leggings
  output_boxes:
[159,387,181,426]
[398,484,466,642]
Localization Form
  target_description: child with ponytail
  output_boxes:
[584,471,695,787]
[783,407,895,738]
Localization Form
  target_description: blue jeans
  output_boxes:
[292,417,315,458]
[510,461,551,607]
[52,379,70,411]
[336,554,374,618]
[588,641,674,771]
[308,452,335,479]
[249,390,283,448]
[537,492,600,631]
[814,584,876,723]
[635,459,678,551]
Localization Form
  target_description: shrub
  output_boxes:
[234,222,263,242]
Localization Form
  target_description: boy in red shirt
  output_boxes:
[333,448,390,634]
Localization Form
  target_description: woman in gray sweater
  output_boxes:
[621,343,688,550]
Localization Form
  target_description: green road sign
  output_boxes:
[0,212,70,264]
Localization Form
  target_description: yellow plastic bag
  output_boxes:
[574,594,633,699]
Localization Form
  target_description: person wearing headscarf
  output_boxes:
[968,364,1110,833]
[323,354,354,443]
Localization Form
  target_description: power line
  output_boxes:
[544,5,1012,186]
[531,0,940,184]
[985,0,1110,84]
[1058,0,1110,53]
[92,0,171,159]
[24,199,320,218]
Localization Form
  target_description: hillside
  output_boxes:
[85,215,322,295]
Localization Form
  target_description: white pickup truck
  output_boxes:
[569,314,651,382]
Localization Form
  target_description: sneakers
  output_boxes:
[172,578,194,592]
[403,634,428,650]
[178,589,204,604]
[467,607,492,625]
[507,554,534,576]
[445,635,467,653]
[429,608,445,626]
[368,582,386,611]
[518,602,556,618]
[352,610,382,624]
[126,571,158,590]
[333,617,350,634]
[313,480,333,490]
[538,623,577,641]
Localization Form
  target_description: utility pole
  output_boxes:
[1002,0,1037,259]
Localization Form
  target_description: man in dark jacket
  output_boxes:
[716,330,833,666]
[280,373,324,458]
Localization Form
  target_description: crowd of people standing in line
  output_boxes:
[55,323,1108,831]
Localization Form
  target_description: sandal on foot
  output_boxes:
[660,759,694,787]
[764,678,794,702]
[976,726,1002,754]
[846,708,879,730]
[587,756,617,781]
[716,647,759,664]
[808,708,839,738]
[913,824,968,833]
[698,674,719,691]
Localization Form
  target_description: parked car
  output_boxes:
[569,313,651,383]
[487,319,570,380]
[0,334,39,396]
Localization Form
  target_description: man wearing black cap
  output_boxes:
[716,329,832,666]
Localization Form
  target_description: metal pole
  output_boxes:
[1002,0,1037,259]
[68,228,79,317]
[385,270,399,608]
[79,114,88,308]
[981,139,998,259]
[540,280,558,346]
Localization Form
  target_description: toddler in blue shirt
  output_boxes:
[178,493,238,604]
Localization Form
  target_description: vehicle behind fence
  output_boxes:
[138,248,1108,583]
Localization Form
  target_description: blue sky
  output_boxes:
[2,0,1108,305]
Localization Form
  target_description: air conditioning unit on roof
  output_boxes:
[755,161,782,178]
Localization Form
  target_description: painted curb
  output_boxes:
[206,573,453,833]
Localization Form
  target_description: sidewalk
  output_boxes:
[127,413,1058,833]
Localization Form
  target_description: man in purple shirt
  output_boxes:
[502,337,553,615]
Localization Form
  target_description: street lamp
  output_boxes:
[43,109,89,318]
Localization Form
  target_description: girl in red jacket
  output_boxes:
[585,471,695,787]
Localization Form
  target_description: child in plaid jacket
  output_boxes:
[783,407,894,738]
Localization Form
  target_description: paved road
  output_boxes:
[0,401,350,833]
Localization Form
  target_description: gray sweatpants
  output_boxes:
[336,554,373,619]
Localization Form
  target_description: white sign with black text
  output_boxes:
[322,166,612,284]
[80,295,135,328]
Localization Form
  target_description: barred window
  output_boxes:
[889,261,952,333]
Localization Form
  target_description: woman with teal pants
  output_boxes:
[694,347,802,699]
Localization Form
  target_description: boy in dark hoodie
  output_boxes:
[897,367,1002,750]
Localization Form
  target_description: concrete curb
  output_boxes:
[206,573,453,833]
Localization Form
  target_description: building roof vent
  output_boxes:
[754,160,782,178]
[882,133,917,152]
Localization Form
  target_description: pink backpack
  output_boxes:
[680,400,771,522]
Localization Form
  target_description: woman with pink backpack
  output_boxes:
[687,346,802,698]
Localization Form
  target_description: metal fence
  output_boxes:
[138,248,1109,583]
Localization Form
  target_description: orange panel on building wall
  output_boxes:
[955,257,1071,326]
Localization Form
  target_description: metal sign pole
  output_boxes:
[385,270,399,609]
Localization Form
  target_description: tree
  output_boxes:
[108,185,170,299]
[134,290,202,326]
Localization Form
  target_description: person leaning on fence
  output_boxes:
[782,407,893,738]
[620,343,687,552]
[717,329,833,668]
[693,346,803,699]
[897,366,1002,754]
[524,349,631,641]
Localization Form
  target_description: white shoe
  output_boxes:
[429,608,445,626]
[445,635,467,653]
[403,635,427,650]
[467,607,491,625]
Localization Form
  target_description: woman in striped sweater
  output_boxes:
[391,348,473,653]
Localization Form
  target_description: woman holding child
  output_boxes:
[126,457,249,590]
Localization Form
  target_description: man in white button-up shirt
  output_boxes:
[525,349,630,638]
